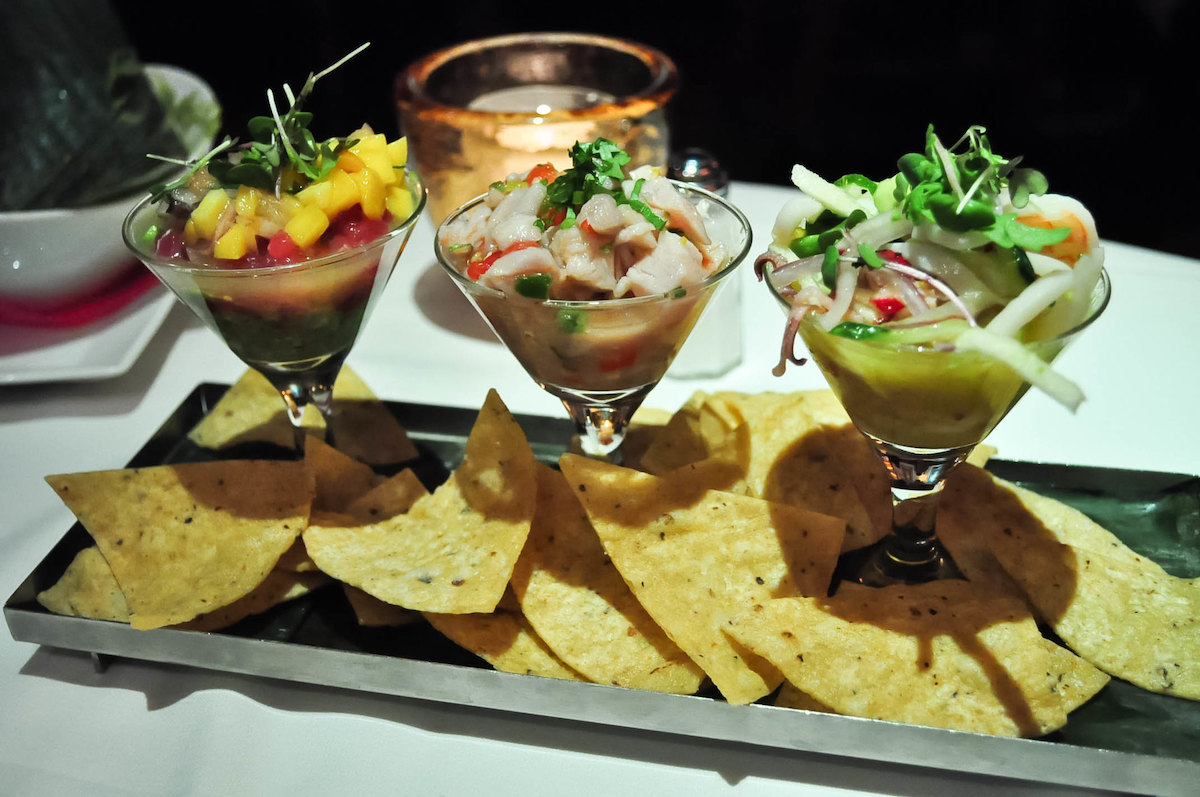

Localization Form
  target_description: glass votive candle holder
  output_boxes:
[395,32,678,225]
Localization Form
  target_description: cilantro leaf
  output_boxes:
[544,138,665,229]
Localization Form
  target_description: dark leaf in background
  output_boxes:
[0,0,187,210]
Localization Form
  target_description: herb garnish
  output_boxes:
[148,43,370,201]
[544,138,666,229]
[894,125,1070,250]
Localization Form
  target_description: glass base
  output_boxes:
[834,533,963,590]
[549,382,656,464]
[833,435,973,590]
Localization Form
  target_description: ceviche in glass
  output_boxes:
[123,44,425,450]
[758,125,1109,585]
[437,137,752,458]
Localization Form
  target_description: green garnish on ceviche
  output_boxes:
[756,124,1104,411]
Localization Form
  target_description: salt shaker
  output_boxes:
[668,148,730,196]
[666,148,743,378]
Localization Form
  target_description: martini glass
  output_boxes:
[435,182,752,462]
[122,176,426,450]
[764,265,1111,586]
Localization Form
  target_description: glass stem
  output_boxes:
[565,403,633,464]
[263,361,342,454]
[835,436,974,588]
[882,484,944,571]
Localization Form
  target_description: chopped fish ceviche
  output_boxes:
[756,125,1105,409]
[439,138,731,301]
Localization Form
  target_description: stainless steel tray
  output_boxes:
[7,383,1200,796]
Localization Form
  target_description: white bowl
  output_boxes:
[0,64,217,305]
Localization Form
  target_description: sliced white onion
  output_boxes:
[768,252,825,289]
[819,258,858,330]
[1026,250,1072,277]
[911,222,992,251]
[866,266,931,316]
[848,211,913,248]
[771,194,824,246]
[985,270,1074,338]
[955,327,1085,411]
[791,164,875,218]
[901,240,1003,309]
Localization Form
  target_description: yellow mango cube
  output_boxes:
[349,134,395,185]
[298,180,333,210]
[386,137,408,168]
[351,167,386,219]
[235,185,261,218]
[214,221,255,260]
[327,169,361,216]
[337,150,366,173]
[284,204,330,249]
[385,185,415,222]
[191,189,231,240]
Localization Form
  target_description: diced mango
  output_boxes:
[285,204,330,249]
[191,189,231,240]
[278,195,303,216]
[298,180,333,209]
[214,221,255,260]
[235,185,261,218]
[337,150,366,173]
[327,169,361,216]
[386,137,408,168]
[350,167,386,219]
[386,185,415,222]
[350,134,395,185]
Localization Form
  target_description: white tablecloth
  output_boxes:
[2,181,1195,796]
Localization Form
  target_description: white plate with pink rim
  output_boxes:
[0,288,176,386]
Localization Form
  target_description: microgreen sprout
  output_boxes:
[891,125,1070,251]
[147,43,371,202]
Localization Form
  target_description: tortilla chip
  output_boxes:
[324,367,419,465]
[510,463,705,693]
[173,570,330,632]
[640,390,890,552]
[967,444,998,468]
[617,405,673,472]
[187,367,418,465]
[343,469,428,522]
[715,391,891,552]
[275,538,319,573]
[425,598,587,681]
[558,452,845,705]
[45,460,313,630]
[637,391,718,474]
[774,682,834,713]
[342,584,422,627]
[941,465,1200,700]
[303,389,537,613]
[305,436,378,512]
[728,580,1109,736]
[188,369,322,449]
[36,546,129,622]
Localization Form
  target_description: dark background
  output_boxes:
[114,1,1197,259]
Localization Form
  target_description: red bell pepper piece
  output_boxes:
[467,240,541,280]
[871,296,905,320]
